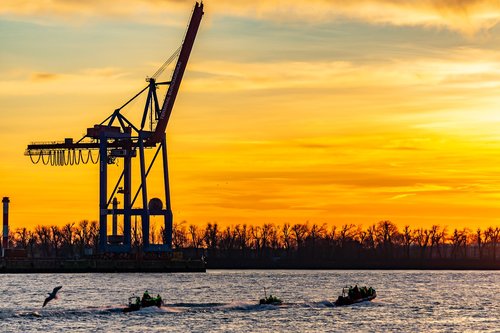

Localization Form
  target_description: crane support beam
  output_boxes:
[147,1,204,145]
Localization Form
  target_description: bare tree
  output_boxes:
[203,223,219,255]
[375,220,399,259]
[61,223,75,257]
[15,228,30,249]
[75,220,90,255]
[172,221,188,249]
[484,227,499,261]
[402,225,412,259]
[35,225,51,257]
[235,224,250,257]
[338,224,356,250]
[219,226,236,255]
[281,223,293,254]
[89,221,100,253]
[429,225,446,259]
[473,228,483,260]
[450,228,469,259]
[250,225,262,256]
[307,223,327,258]
[363,224,377,255]
[188,224,204,256]
[50,226,63,258]
[291,223,309,251]
[414,228,430,259]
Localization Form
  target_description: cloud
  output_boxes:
[30,72,60,81]
[389,193,416,200]
[0,67,134,96]
[0,0,191,26]
[2,0,500,34]
[187,48,500,93]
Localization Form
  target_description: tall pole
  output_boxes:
[2,197,10,257]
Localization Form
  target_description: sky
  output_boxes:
[2,0,500,232]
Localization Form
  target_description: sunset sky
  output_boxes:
[2,0,500,232]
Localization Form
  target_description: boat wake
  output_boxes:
[2,298,381,320]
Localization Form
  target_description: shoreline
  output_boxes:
[0,258,206,273]
[205,258,500,270]
[1,258,498,272]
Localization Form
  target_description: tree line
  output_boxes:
[3,220,499,263]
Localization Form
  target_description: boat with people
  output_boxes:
[259,288,283,305]
[123,290,163,312]
[334,285,376,306]
[259,294,283,305]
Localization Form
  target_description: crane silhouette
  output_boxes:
[25,2,204,253]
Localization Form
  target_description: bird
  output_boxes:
[43,286,62,307]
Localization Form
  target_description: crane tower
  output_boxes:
[25,2,204,253]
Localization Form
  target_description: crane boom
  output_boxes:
[147,1,204,145]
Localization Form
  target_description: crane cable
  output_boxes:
[150,46,181,80]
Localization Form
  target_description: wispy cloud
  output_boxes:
[389,193,416,200]
[187,48,500,93]
[30,72,60,81]
[2,0,500,34]
[0,67,133,96]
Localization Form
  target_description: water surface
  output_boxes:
[1,270,498,332]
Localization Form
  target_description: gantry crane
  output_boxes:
[25,2,204,253]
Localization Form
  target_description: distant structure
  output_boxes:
[24,2,204,253]
[2,197,9,257]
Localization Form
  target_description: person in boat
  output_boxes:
[353,285,361,299]
[156,294,162,304]
[143,290,151,301]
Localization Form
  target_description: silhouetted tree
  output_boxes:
[414,228,430,259]
[375,220,399,258]
[172,222,188,249]
[204,223,219,256]
[402,225,413,259]
[484,227,499,261]
[61,223,75,257]
[281,223,293,255]
[15,228,30,249]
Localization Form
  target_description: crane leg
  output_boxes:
[162,137,173,250]
[99,133,108,253]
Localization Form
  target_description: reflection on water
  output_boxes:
[0,270,498,332]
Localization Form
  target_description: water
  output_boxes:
[0,270,498,332]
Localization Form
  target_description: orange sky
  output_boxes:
[2,0,500,232]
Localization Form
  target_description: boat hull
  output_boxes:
[123,297,162,312]
[335,293,376,306]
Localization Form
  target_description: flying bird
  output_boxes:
[43,286,62,307]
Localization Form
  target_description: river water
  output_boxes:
[0,270,498,332]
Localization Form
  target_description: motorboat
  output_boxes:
[123,292,163,312]
[335,286,376,306]
[259,292,283,305]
